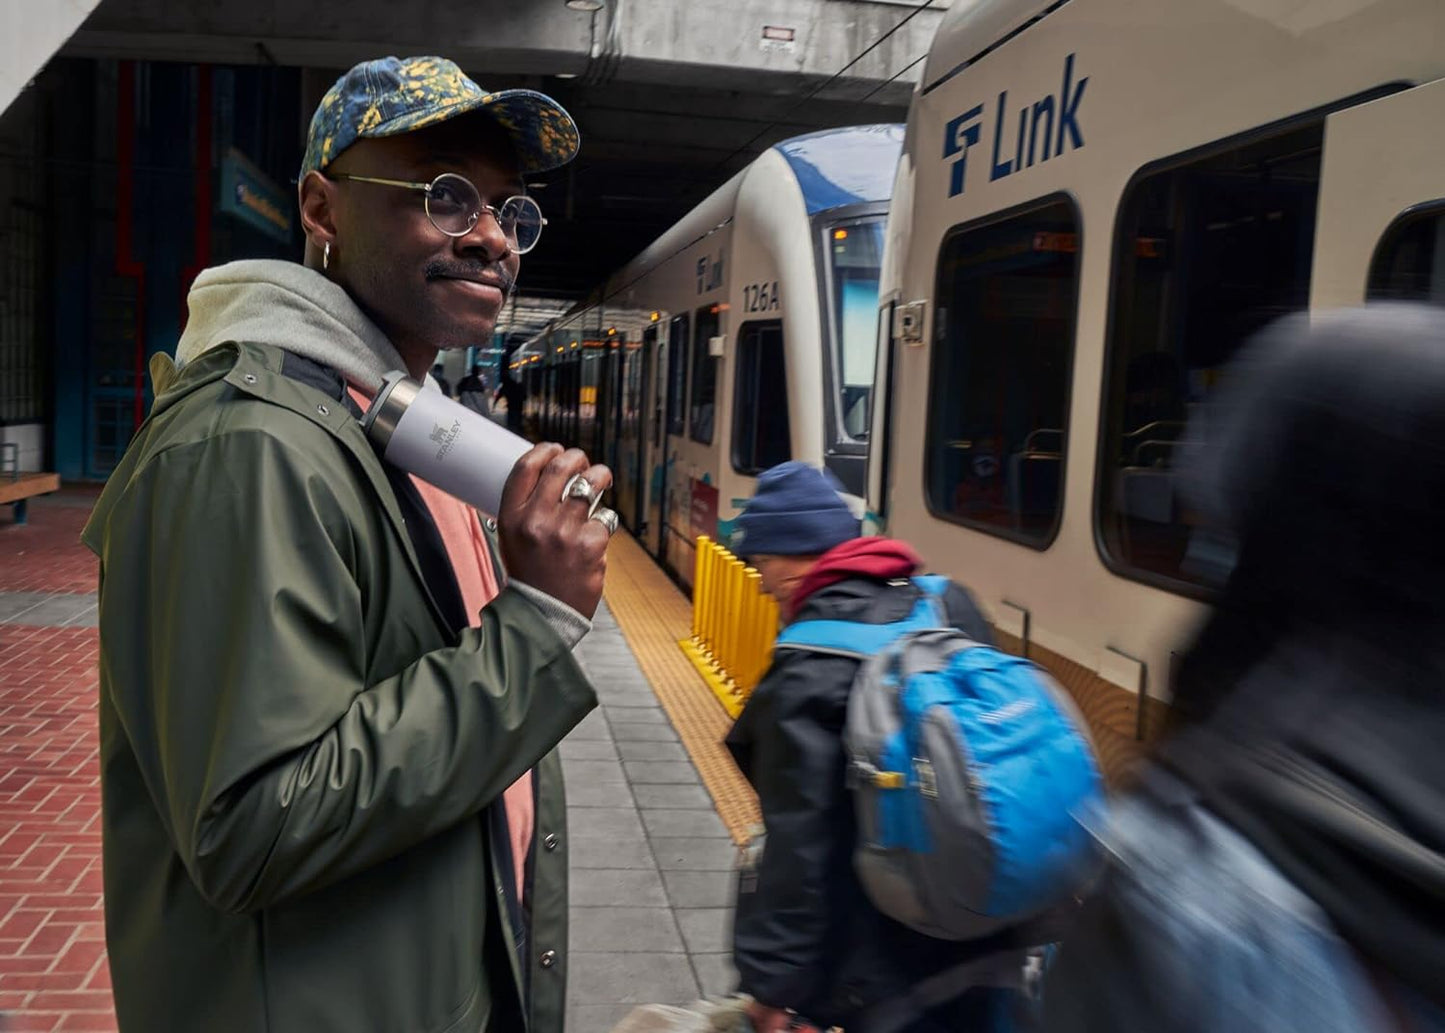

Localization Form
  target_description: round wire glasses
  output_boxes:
[330,172,547,253]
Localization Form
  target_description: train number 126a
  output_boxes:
[742,281,780,313]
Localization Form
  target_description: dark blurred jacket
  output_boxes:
[1045,305,1445,1032]
[726,540,1022,1032]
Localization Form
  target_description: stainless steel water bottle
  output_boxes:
[361,371,531,517]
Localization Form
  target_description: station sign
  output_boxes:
[219,147,294,244]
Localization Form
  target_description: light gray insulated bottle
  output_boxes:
[361,371,531,517]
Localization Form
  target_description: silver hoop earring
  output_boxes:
[323,241,331,271]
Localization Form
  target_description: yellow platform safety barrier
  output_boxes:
[679,536,779,718]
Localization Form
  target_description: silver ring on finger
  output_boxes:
[563,473,600,511]
[590,506,619,537]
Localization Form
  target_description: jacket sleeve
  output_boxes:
[95,430,597,914]
[731,649,858,1012]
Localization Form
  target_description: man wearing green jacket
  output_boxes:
[82,57,607,1032]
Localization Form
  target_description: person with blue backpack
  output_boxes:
[725,462,1103,1033]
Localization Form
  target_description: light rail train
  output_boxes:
[510,125,904,586]
[867,0,1445,774]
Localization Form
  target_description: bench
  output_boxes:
[1,443,60,525]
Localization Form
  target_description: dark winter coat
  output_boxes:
[726,571,1022,1031]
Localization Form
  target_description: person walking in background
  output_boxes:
[497,366,527,433]
[725,462,1035,1033]
[432,361,452,397]
[1044,305,1445,1033]
[81,56,612,1033]
[458,361,492,417]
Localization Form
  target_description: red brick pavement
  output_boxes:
[1,490,115,1032]
[0,625,111,1033]
[0,494,99,596]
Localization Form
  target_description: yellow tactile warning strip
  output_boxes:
[603,532,761,845]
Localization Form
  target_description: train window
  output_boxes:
[1098,121,1324,590]
[666,314,689,435]
[926,197,1079,547]
[1368,204,1445,303]
[732,320,791,475]
[690,306,720,444]
[827,217,886,440]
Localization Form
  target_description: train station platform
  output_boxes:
[0,491,758,1033]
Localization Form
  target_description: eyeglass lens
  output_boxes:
[425,173,545,252]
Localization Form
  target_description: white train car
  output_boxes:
[515,125,904,586]
[869,0,1445,774]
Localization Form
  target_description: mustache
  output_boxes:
[424,260,516,294]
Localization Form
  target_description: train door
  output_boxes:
[613,344,636,530]
[1311,78,1445,309]
[642,323,664,554]
[659,312,691,579]
[603,347,622,474]
[865,299,897,534]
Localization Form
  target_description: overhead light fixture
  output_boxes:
[554,72,580,80]
[564,0,604,11]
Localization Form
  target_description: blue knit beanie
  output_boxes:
[733,461,860,558]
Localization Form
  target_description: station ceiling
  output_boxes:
[56,0,945,347]
[482,75,916,344]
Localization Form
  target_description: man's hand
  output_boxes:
[498,443,611,619]
[745,1001,817,1033]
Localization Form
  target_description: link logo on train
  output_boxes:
[943,53,1088,197]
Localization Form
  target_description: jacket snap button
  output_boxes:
[317,404,330,416]
[543,833,558,852]
[540,949,557,968]
[242,373,257,384]
[485,517,498,532]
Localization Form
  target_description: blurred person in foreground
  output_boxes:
[81,57,611,1032]
[725,462,1025,1033]
[1044,304,1445,1032]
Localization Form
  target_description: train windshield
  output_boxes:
[828,216,886,441]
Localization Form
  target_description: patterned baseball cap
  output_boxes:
[300,56,580,177]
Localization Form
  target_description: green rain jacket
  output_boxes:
[81,331,597,1033]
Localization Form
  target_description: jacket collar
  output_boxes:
[159,340,453,634]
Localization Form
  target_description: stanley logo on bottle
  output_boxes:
[430,420,462,461]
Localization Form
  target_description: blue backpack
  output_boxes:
[773,576,1104,941]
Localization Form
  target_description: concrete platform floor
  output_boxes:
[0,492,739,1033]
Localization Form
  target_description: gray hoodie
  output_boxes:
[174,258,589,644]
[176,259,408,389]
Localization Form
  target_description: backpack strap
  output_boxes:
[772,617,912,660]
[773,580,947,659]
[912,574,951,625]
[911,573,951,599]
[857,949,1031,1033]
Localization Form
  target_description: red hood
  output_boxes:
[788,537,923,619]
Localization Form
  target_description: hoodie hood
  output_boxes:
[176,260,408,391]
[788,537,922,620]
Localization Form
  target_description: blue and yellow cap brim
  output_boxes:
[300,57,580,177]
[359,89,580,175]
